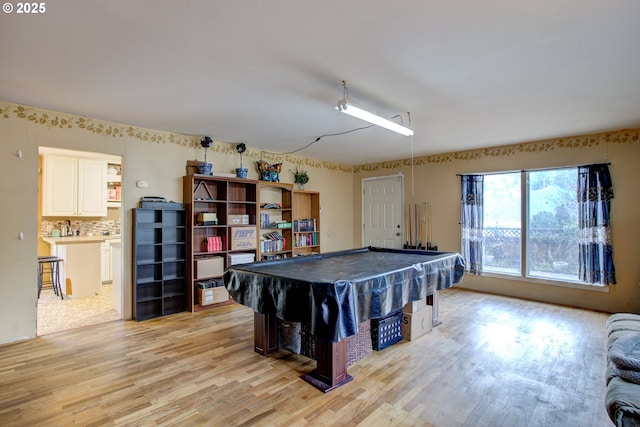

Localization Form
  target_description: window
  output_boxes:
[481,168,582,283]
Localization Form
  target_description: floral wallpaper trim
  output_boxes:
[0,102,199,148]
[1,101,354,173]
[353,129,640,173]
[212,143,355,174]
[4,101,637,175]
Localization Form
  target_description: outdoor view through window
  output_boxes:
[483,168,579,282]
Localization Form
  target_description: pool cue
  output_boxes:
[416,203,422,249]
[404,203,410,248]
[407,204,412,247]
[413,203,418,249]
[427,202,432,248]
[423,202,428,249]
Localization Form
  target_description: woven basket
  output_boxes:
[300,322,316,360]
[279,320,374,365]
[346,321,372,366]
[278,319,302,354]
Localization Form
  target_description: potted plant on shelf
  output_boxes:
[198,136,213,175]
[235,143,248,178]
[292,167,309,190]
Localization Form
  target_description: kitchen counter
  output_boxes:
[42,235,120,299]
[42,235,121,245]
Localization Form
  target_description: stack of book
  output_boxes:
[293,218,316,232]
[295,233,317,247]
[261,231,286,253]
[203,236,223,252]
[260,213,292,229]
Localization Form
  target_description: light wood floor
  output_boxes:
[0,288,611,426]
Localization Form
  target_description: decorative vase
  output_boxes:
[198,162,212,175]
[236,168,248,179]
[297,183,305,191]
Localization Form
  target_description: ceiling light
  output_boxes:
[335,81,414,136]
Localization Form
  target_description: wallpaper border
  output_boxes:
[354,129,640,173]
[2,101,637,175]
[0,101,354,174]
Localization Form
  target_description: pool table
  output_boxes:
[223,246,465,391]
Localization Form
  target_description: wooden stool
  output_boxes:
[38,256,64,299]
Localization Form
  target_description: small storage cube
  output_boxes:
[371,311,403,351]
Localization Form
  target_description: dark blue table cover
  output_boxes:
[223,247,465,342]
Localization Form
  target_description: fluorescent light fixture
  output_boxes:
[335,99,414,136]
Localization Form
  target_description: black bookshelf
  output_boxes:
[133,208,187,320]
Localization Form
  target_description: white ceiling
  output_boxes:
[2,0,640,165]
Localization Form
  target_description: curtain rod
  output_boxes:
[457,162,611,176]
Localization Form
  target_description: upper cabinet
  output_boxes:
[42,154,107,217]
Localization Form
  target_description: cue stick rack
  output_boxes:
[403,202,437,251]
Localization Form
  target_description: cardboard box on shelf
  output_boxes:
[229,252,255,265]
[198,286,229,306]
[228,214,249,225]
[195,256,224,279]
[401,305,433,341]
[231,227,257,250]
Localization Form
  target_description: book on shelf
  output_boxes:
[293,218,317,232]
[294,233,317,247]
[260,214,292,229]
[203,236,223,252]
[263,253,290,261]
[261,231,286,253]
[260,213,270,228]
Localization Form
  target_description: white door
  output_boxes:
[362,175,404,248]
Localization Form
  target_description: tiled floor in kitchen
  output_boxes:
[37,283,121,335]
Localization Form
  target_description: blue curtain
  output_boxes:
[461,175,483,275]
[578,164,616,285]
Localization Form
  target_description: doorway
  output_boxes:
[37,147,124,335]
[362,174,404,248]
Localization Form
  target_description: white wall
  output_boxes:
[354,129,640,314]
[0,102,354,344]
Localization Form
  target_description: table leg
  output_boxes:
[254,312,278,355]
[253,312,353,392]
[300,337,353,392]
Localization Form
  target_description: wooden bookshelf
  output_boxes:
[183,175,258,312]
[292,190,320,256]
[258,181,294,261]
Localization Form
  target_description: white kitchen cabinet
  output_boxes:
[101,241,112,282]
[42,154,107,217]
